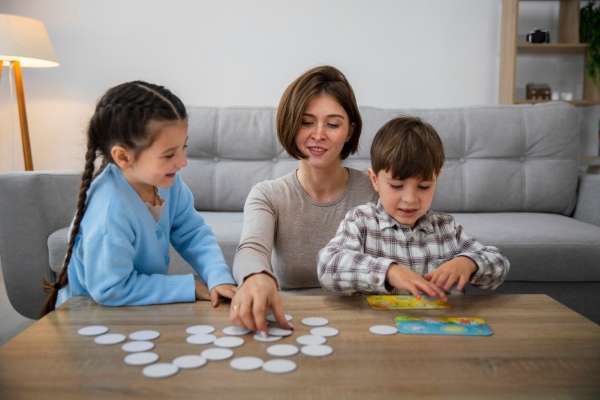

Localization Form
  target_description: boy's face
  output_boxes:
[368,168,437,228]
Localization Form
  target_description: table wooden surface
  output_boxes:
[1,294,599,400]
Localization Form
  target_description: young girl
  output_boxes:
[41,81,236,316]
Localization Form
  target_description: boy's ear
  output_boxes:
[110,145,133,170]
[367,168,380,193]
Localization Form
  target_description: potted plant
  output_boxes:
[580,1,600,83]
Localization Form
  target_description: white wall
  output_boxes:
[0,0,597,172]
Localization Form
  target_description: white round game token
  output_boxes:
[213,336,245,348]
[173,355,207,369]
[301,317,329,327]
[262,359,297,374]
[186,325,215,335]
[94,333,126,345]
[266,313,293,323]
[369,325,397,335]
[129,330,160,341]
[186,333,216,345]
[122,341,155,352]
[142,363,179,378]
[301,344,333,357]
[267,327,294,337]
[310,327,339,337]
[222,325,251,336]
[296,334,326,346]
[230,356,264,371]
[201,347,234,361]
[78,325,109,336]
[253,333,282,342]
[266,344,299,357]
[124,352,159,366]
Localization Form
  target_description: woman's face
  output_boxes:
[295,94,351,169]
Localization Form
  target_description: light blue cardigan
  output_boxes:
[57,163,235,306]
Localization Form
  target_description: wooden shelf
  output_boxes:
[517,43,588,54]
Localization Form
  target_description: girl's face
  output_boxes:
[126,120,189,190]
[294,94,351,169]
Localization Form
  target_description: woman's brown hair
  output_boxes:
[40,81,187,317]
[276,65,362,160]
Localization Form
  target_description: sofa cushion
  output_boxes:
[47,212,243,276]
[182,103,579,215]
[453,213,600,281]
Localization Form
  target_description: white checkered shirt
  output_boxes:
[317,201,510,294]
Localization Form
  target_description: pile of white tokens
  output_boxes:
[76,312,339,379]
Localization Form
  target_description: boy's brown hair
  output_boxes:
[276,65,362,160]
[370,116,445,180]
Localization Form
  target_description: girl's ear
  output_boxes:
[111,145,133,170]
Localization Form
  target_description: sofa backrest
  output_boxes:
[181,102,579,215]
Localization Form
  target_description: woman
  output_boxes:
[230,65,377,333]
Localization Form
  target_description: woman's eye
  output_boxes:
[301,120,313,126]
[327,123,340,129]
[164,154,175,159]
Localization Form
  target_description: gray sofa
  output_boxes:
[1,102,599,326]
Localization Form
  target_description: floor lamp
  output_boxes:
[0,14,58,171]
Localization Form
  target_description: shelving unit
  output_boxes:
[499,0,600,105]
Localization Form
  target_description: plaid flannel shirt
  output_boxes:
[317,201,510,294]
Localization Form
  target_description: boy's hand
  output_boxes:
[195,281,237,307]
[386,263,447,301]
[424,256,477,292]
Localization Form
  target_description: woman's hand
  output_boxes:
[195,281,237,307]
[229,272,292,335]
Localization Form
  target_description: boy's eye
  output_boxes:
[390,184,403,190]
[419,185,431,190]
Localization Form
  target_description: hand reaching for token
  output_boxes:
[195,281,237,307]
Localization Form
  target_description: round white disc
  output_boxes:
[301,344,333,357]
[369,325,397,335]
[94,333,126,345]
[78,325,109,336]
[129,330,160,341]
[301,317,329,327]
[142,363,179,378]
[121,341,155,352]
[267,327,293,337]
[266,313,293,323]
[266,344,299,357]
[262,359,297,374]
[186,325,215,335]
[186,333,216,345]
[124,352,159,366]
[201,347,234,361]
[253,333,282,342]
[230,356,264,371]
[213,336,245,348]
[222,325,251,336]
[310,327,339,337]
[296,334,326,346]
[173,355,207,369]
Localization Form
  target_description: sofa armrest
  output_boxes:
[574,173,600,227]
[0,171,79,319]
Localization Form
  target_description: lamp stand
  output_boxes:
[0,59,34,171]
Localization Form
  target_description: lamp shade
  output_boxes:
[0,14,58,67]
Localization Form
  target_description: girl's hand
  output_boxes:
[386,263,447,301]
[424,256,477,292]
[209,284,237,307]
[229,272,292,335]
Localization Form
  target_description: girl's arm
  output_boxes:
[170,176,236,290]
[317,208,395,294]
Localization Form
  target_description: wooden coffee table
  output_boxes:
[1,294,599,399]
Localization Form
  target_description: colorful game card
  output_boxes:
[394,315,493,336]
[367,295,449,310]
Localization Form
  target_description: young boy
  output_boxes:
[317,116,509,298]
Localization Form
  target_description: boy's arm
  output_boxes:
[453,223,510,290]
[170,176,236,290]
[317,209,395,294]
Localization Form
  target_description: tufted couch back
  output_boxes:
[181,102,579,215]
